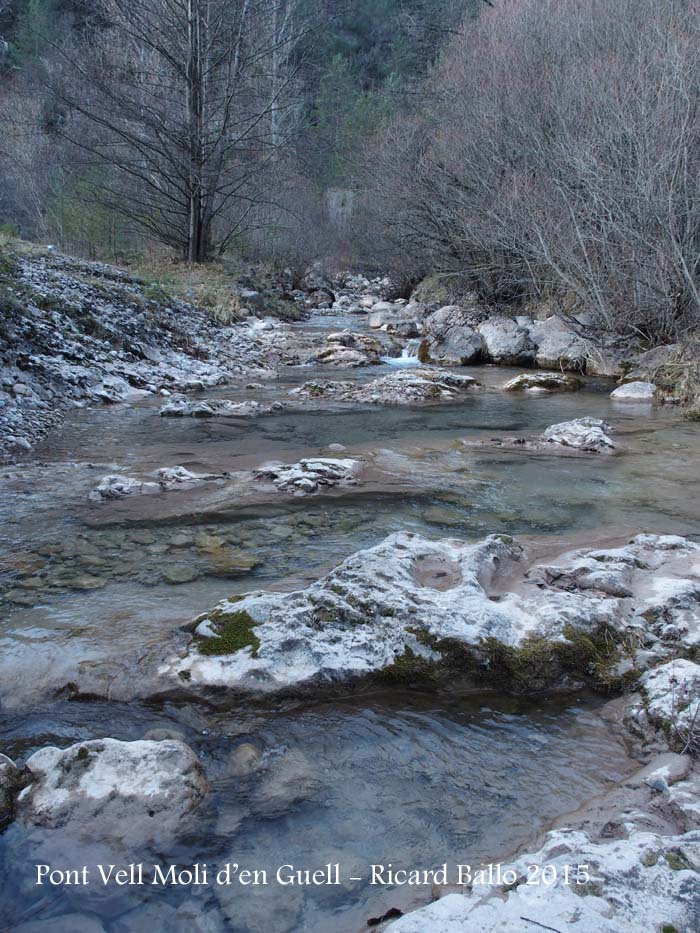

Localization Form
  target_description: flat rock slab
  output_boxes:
[289,368,480,407]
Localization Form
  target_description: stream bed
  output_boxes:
[1,312,699,931]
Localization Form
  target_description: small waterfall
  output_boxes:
[403,339,421,359]
[382,338,422,367]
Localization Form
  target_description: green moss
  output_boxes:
[642,851,659,867]
[0,246,19,282]
[377,646,436,684]
[665,850,691,872]
[662,925,680,933]
[196,609,260,657]
[143,282,173,304]
[406,622,627,694]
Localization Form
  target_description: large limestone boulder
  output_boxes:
[16,738,207,845]
[162,532,700,696]
[611,381,657,402]
[477,315,536,365]
[368,300,426,332]
[420,305,485,366]
[530,315,592,371]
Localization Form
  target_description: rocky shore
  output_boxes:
[1,246,687,461]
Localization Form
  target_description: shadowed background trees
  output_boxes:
[361,0,700,342]
[2,0,700,343]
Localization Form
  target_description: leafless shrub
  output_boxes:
[363,0,700,344]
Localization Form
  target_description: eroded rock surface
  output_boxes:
[162,532,700,696]
[89,466,226,501]
[389,825,700,932]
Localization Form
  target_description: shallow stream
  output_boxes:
[1,312,699,930]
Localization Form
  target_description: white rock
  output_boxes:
[162,532,700,695]
[611,381,657,401]
[159,394,283,418]
[17,738,207,844]
[254,458,362,495]
[543,417,616,452]
[389,827,700,932]
[502,372,584,392]
[289,368,479,407]
[477,316,536,365]
[640,660,700,733]
[89,474,162,501]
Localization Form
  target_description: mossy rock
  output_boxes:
[406,622,627,694]
[376,646,437,685]
[196,609,261,657]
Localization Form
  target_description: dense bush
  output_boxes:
[363,0,700,344]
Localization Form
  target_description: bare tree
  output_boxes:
[364,0,700,345]
[47,0,317,261]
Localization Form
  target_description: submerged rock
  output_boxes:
[89,465,226,500]
[254,458,362,495]
[543,417,616,453]
[16,738,207,844]
[161,532,700,696]
[502,371,584,392]
[289,368,479,407]
[611,381,657,401]
[159,394,283,418]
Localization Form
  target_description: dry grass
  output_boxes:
[652,340,700,420]
[127,250,247,324]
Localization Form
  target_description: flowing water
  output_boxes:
[1,312,699,931]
